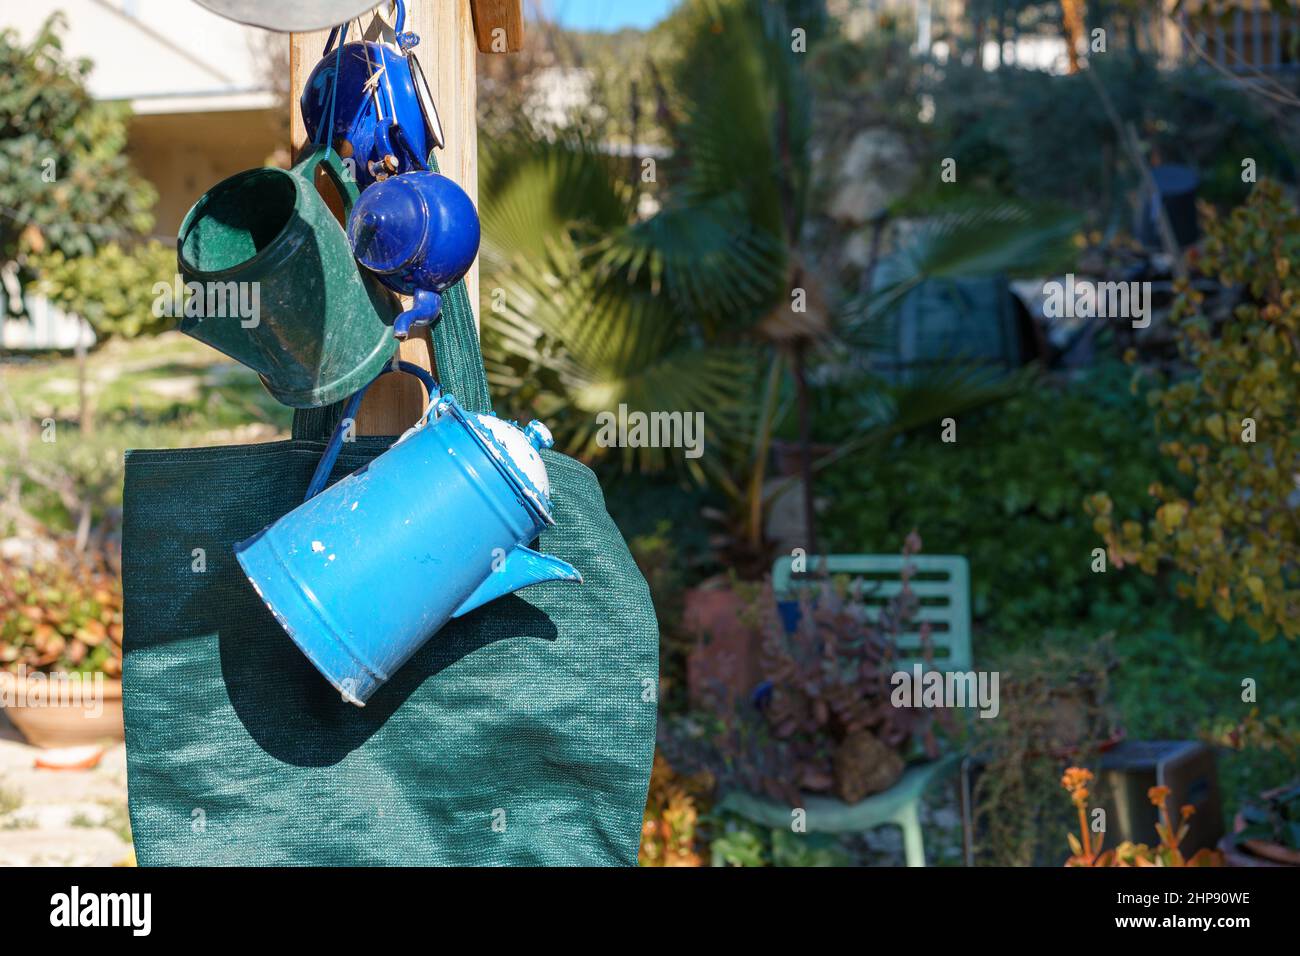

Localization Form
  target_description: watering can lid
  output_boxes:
[193,0,381,31]
[441,399,557,522]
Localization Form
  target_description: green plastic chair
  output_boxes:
[715,554,972,867]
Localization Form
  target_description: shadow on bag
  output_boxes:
[121,280,658,866]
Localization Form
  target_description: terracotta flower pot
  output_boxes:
[1218,831,1288,867]
[684,583,762,712]
[1227,785,1300,866]
[0,671,124,749]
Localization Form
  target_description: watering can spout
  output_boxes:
[451,545,582,619]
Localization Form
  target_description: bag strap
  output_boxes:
[292,152,490,441]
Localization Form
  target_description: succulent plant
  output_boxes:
[671,534,945,807]
[0,545,123,677]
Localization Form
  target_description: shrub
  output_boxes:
[34,240,176,340]
[1088,182,1300,641]
[0,14,155,276]
[662,535,943,808]
[924,56,1294,216]
[820,363,1169,636]
[971,633,1119,867]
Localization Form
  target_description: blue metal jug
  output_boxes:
[347,170,481,338]
[300,0,442,189]
[234,363,581,705]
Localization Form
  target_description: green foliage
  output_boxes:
[971,634,1119,867]
[1237,781,1300,851]
[1100,606,1300,810]
[483,230,758,472]
[0,333,291,536]
[0,14,155,265]
[480,0,811,479]
[769,827,850,867]
[604,471,720,559]
[706,812,851,867]
[864,202,1079,312]
[1088,182,1300,641]
[33,240,175,340]
[666,0,807,245]
[820,363,1169,633]
[707,814,770,866]
[628,521,694,713]
[478,134,633,271]
[923,55,1294,218]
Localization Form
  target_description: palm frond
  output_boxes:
[482,236,757,474]
[478,133,634,274]
[667,0,802,239]
[840,201,1079,351]
[589,191,785,327]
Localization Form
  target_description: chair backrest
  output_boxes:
[771,554,972,673]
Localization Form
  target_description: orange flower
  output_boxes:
[1180,804,1196,821]
[1062,767,1094,808]
[1148,785,1171,807]
[1061,767,1093,793]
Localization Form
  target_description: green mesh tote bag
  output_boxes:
[120,282,657,865]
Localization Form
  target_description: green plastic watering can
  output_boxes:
[177,146,398,408]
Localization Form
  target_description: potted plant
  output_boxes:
[0,544,124,748]
[666,535,945,810]
[1203,711,1300,866]
[1221,781,1300,867]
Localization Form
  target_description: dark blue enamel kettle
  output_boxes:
[347,169,481,338]
[300,0,442,188]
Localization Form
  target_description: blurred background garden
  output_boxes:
[3,0,1300,867]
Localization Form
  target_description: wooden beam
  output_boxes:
[289,1,480,435]
[470,0,524,53]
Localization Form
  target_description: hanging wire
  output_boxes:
[312,22,349,151]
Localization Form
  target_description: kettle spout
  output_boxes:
[451,545,582,619]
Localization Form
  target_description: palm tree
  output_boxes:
[479,0,1067,573]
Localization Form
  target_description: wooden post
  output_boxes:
[288,1,481,435]
[470,0,525,52]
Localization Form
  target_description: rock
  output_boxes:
[832,729,904,804]
[828,129,914,225]
[0,537,61,564]
[145,376,202,401]
[0,739,130,866]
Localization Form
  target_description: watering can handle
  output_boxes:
[292,145,361,219]
[304,360,440,501]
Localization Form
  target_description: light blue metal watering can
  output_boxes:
[234,362,582,705]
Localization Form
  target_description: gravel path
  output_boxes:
[0,716,132,867]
